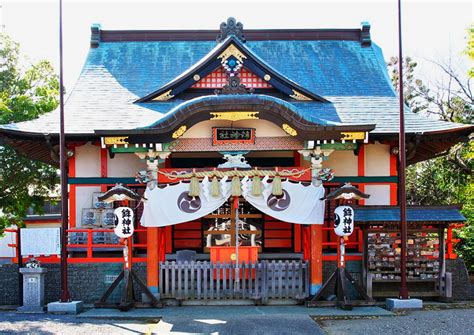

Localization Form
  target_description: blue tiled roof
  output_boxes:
[355,207,466,222]
[0,37,470,135]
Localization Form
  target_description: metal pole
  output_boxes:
[17,227,23,305]
[59,0,70,302]
[234,196,239,290]
[398,0,409,300]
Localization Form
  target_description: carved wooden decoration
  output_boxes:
[152,90,174,101]
[104,137,129,145]
[215,76,254,95]
[218,44,247,63]
[341,132,365,141]
[172,125,187,139]
[290,90,312,101]
[209,111,259,121]
[282,124,298,136]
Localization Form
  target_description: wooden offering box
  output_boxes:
[210,246,259,264]
[210,246,259,279]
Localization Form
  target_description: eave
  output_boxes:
[95,95,374,143]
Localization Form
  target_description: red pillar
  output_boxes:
[310,225,323,294]
[147,227,159,294]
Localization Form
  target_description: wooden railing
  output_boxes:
[6,228,147,263]
[66,228,147,263]
[159,260,309,302]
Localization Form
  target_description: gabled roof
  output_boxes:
[0,21,472,166]
[136,35,328,103]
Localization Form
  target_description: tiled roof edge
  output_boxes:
[89,23,371,46]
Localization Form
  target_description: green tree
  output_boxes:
[0,34,59,231]
[389,56,473,272]
[466,24,474,78]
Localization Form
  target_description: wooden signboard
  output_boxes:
[212,127,255,145]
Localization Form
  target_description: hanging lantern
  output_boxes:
[114,207,134,238]
[334,206,354,237]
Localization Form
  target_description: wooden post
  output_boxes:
[147,227,159,294]
[310,224,323,295]
[438,224,446,298]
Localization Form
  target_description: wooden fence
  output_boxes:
[159,260,309,302]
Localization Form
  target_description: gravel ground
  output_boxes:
[318,308,474,335]
[0,312,154,334]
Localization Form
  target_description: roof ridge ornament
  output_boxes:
[360,21,371,47]
[216,17,246,43]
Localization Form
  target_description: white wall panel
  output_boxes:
[323,150,358,176]
[75,144,100,177]
[108,153,145,177]
[364,185,391,205]
[365,143,390,176]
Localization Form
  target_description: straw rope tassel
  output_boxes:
[272,175,283,196]
[252,175,262,196]
[211,176,221,197]
[231,176,242,197]
[189,175,200,197]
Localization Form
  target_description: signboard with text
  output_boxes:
[212,127,255,145]
[21,228,61,256]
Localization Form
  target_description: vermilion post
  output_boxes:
[59,0,70,302]
[398,0,409,299]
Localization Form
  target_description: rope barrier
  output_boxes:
[156,168,311,180]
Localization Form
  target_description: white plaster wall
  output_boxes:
[364,185,391,205]
[182,119,288,138]
[323,150,358,176]
[75,143,101,177]
[365,143,391,176]
[108,153,146,177]
[0,230,15,258]
[75,186,101,227]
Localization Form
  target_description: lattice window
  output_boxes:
[191,67,272,89]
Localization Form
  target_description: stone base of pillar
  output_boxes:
[17,306,46,313]
[385,298,423,310]
[47,301,84,315]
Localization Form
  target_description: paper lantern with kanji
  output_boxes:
[114,207,134,238]
[334,206,354,237]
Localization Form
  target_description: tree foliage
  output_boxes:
[0,34,59,231]
[388,53,473,272]
[466,24,474,78]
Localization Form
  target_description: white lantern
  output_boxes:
[334,205,354,237]
[113,206,134,238]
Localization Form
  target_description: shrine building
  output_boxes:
[1,18,472,304]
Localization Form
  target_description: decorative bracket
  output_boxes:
[299,146,335,186]
[135,150,171,189]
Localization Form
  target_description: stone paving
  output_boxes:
[0,306,472,334]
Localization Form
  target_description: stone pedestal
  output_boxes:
[47,301,84,314]
[386,298,423,310]
[17,267,47,313]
